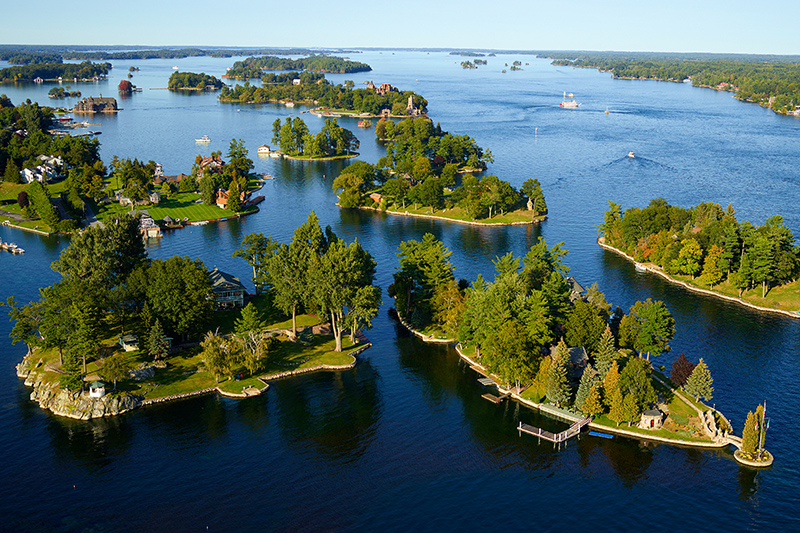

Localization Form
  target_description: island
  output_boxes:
[387,233,771,462]
[597,198,800,319]
[168,71,224,91]
[544,51,800,116]
[11,213,379,419]
[0,60,111,83]
[269,117,359,160]
[224,55,371,79]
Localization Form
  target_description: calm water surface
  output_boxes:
[1,52,798,531]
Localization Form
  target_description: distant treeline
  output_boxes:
[225,55,372,79]
[220,74,428,116]
[0,61,111,82]
[545,52,800,115]
[0,51,62,65]
[168,71,224,91]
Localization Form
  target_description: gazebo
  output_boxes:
[88,381,106,398]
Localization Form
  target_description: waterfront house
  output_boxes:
[209,268,246,310]
[257,145,271,154]
[566,276,585,302]
[140,215,162,239]
[215,188,251,210]
[119,334,139,352]
[369,192,383,204]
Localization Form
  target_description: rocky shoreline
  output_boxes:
[355,204,545,227]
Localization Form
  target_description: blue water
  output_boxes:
[1,52,799,531]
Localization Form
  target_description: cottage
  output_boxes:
[200,155,224,170]
[566,276,585,302]
[639,409,664,430]
[119,334,139,352]
[369,192,383,204]
[209,268,246,310]
[215,188,251,210]
[73,96,118,113]
[257,145,271,154]
[88,381,106,398]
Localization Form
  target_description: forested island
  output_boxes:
[0,61,111,83]
[168,71,224,91]
[598,199,800,316]
[225,55,371,79]
[11,212,379,419]
[219,73,427,116]
[388,233,768,460]
[545,51,800,115]
[271,117,359,159]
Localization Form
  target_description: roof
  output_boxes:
[209,267,246,292]
[642,409,663,418]
[549,345,588,366]
[89,381,105,388]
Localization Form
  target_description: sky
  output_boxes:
[2,0,797,55]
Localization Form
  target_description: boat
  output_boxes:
[195,135,211,143]
[628,151,635,158]
[172,66,179,70]
[1,242,25,254]
[635,263,647,272]
[559,92,581,108]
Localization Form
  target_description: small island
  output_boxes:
[168,71,224,91]
[269,117,359,160]
[224,55,371,79]
[388,233,771,459]
[597,198,800,319]
[11,213,379,419]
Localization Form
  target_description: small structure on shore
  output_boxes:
[73,96,118,113]
[639,408,664,430]
[88,381,106,398]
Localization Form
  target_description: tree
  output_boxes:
[741,410,758,453]
[226,180,242,213]
[4,158,20,183]
[118,80,133,94]
[521,178,547,217]
[603,360,620,408]
[100,353,131,390]
[701,244,725,288]
[607,387,626,426]
[565,300,607,354]
[146,318,169,361]
[546,340,571,407]
[617,357,657,411]
[201,330,227,383]
[233,232,279,295]
[670,353,696,387]
[237,331,275,376]
[619,299,675,360]
[235,302,265,334]
[672,238,703,278]
[200,176,216,205]
[684,358,713,401]
[575,365,599,414]
[594,326,617,379]
[621,393,641,427]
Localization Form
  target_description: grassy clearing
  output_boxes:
[93,192,235,223]
[378,201,542,225]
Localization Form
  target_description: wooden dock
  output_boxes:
[477,377,495,387]
[482,391,511,404]
[518,416,592,444]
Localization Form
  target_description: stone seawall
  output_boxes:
[393,310,455,344]
[598,238,800,320]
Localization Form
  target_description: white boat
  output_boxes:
[172,66,179,70]
[635,263,647,272]
[559,92,581,108]
[628,151,635,158]
[195,135,211,143]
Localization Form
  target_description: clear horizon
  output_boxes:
[3,0,797,56]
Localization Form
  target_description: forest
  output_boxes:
[219,74,427,116]
[0,61,112,83]
[225,55,371,79]
[599,198,800,298]
[271,117,359,158]
[545,51,800,115]
[167,71,224,91]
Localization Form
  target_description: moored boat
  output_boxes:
[195,135,211,143]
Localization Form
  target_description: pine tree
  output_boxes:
[147,319,168,361]
[235,302,264,334]
[583,383,604,417]
[603,360,620,408]
[574,364,598,414]
[608,387,625,427]
[741,410,757,453]
[595,326,617,379]
[227,180,242,213]
[622,393,641,427]
[684,358,714,401]
[546,341,571,407]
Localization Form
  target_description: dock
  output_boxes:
[518,416,592,444]
[482,392,511,404]
[477,377,495,387]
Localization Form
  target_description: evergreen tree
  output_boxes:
[622,393,641,427]
[235,302,264,334]
[608,387,626,427]
[200,176,216,205]
[741,410,758,453]
[146,318,169,361]
[546,340,571,407]
[594,326,617,379]
[227,180,242,213]
[618,356,657,411]
[4,158,20,183]
[603,360,620,408]
[574,364,598,414]
[100,353,131,390]
[684,358,714,401]
[583,383,604,417]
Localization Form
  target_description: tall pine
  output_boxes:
[594,325,617,379]
[608,387,625,427]
[741,410,757,453]
[622,393,641,427]
[684,358,714,401]
[574,364,598,414]
[603,360,620,408]
[546,340,571,407]
[583,383,604,417]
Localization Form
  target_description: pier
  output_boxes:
[518,416,592,444]
[482,391,511,404]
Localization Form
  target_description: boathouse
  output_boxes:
[209,268,246,310]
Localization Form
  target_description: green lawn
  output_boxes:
[94,192,236,223]
[377,201,543,225]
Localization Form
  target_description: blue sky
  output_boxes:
[3,0,797,55]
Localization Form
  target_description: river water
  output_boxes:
[1,52,798,531]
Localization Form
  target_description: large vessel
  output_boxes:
[195,135,211,143]
[559,92,581,108]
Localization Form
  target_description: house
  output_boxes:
[88,381,106,398]
[119,334,139,352]
[566,276,585,302]
[550,345,589,381]
[215,188,251,210]
[257,145,271,154]
[20,166,53,184]
[200,155,224,170]
[292,79,301,86]
[148,191,162,205]
[73,96,118,113]
[639,408,664,430]
[376,83,394,96]
[140,215,162,239]
[37,155,64,174]
[369,192,383,204]
[209,267,246,310]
